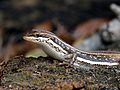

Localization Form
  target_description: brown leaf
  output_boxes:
[73,18,109,39]
[34,20,53,32]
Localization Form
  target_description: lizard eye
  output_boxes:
[36,34,40,37]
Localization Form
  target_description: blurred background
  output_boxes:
[0,0,120,64]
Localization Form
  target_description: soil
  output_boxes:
[0,56,119,90]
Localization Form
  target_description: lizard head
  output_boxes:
[23,29,55,43]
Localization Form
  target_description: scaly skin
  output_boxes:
[23,29,120,67]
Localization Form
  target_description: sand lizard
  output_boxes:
[23,29,120,67]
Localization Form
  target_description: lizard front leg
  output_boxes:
[63,53,94,70]
[63,53,78,65]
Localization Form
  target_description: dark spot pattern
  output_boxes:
[46,39,67,54]
[77,52,118,63]
[51,37,76,53]
[25,29,76,54]
[25,29,120,64]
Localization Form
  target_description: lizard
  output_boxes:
[23,29,120,67]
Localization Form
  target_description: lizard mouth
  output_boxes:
[23,36,33,42]
[23,36,41,43]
